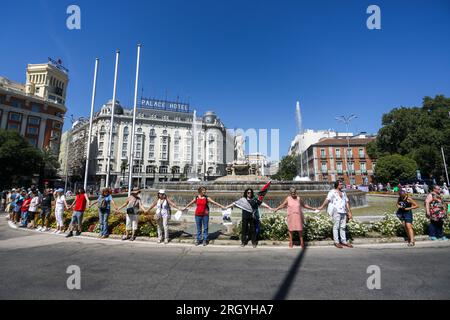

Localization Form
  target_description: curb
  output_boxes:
[5,216,449,249]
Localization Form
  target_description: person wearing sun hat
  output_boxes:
[146,189,180,244]
[116,188,148,241]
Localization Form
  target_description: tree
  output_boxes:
[0,130,44,188]
[374,154,418,184]
[372,95,450,180]
[272,154,298,181]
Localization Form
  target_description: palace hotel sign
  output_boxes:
[140,98,190,113]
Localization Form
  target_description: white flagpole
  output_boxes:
[442,147,449,186]
[84,58,99,192]
[128,44,142,197]
[106,50,120,188]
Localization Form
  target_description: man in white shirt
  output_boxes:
[318,180,353,249]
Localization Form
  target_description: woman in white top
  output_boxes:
[28,191,40,229]
[146,190,180,244]
[54,189,69,234]
[116,188,148,241]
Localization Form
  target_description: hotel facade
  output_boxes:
[0,59,68,155]
[61,98,233,188]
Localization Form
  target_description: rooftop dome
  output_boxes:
[101,99,124,115]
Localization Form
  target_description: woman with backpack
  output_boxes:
[117,188,148,241]
[183,187,225,246]
[90,188,118,238]
[396,190,419,246]
[146,190,180,244]
[425,185,448,241]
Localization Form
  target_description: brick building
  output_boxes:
[300,133,376,185]
[0,59,68,155]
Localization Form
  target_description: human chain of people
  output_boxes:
[2,180,448,249]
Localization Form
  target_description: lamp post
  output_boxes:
[335,114,357,186]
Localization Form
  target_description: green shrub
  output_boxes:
[112,223,126,235]
[372,214,404,236]
[412,211,430,235]
[137,223,158,237]
[304,213,333,241]
[259,214,289,241]
[347,219,369,239]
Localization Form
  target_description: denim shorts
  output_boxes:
[40,207,51,219]
[71,211,84,225]
[397,211,413,223]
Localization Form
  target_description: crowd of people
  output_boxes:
[369,181,450,196]
[1,180,449,249]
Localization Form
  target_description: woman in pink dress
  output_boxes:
[274,188,317,248]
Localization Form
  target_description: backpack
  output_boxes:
[99,196,109,213]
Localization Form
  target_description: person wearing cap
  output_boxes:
[116,188,148,241]
[37,188,54,232]
[90,188,118,238]
[146,190,180,244]
[396,190,418,246]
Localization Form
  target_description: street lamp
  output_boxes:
[335,114,357,186]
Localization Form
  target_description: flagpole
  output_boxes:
[106,50,120,188]
[442,147,449,186]
[84,58,99,192]
[128,44,142,196]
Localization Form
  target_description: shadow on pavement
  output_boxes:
[272,246,307,300]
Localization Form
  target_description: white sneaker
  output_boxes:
[36,226,42,231]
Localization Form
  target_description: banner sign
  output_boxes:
[140,98,190,113]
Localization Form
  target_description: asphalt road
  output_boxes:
[1,216,449,300]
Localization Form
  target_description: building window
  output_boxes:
[321,162,327,173]
[52,122,62,129]
[159,166,168,174]
[27,127,39,135]
[335,149,341,158]
[99,142,104,149]
[146,166,155,174]
[9,112,22,122]
[28,116,40,126]
[337,162,343,174]
[172,166,180,174]
[361,162,367,173]
[347,148,353,159]
[320,149,326,158]
[31,104,41,113]
[359,148,365,158]
[348,161,355,173]
[11,100,22,108]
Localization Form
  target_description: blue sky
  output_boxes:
[2,0,450,159]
